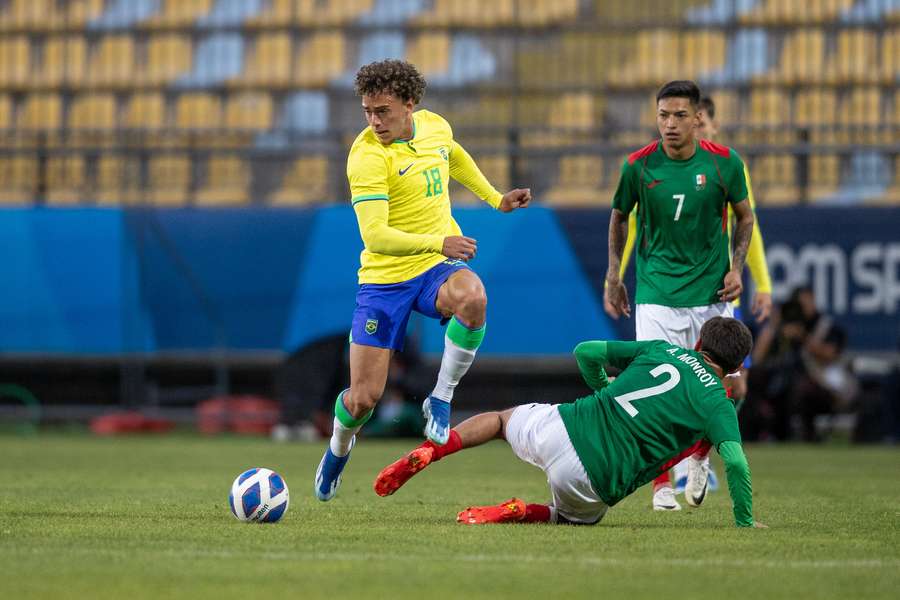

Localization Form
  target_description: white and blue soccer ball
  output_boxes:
[229,468,290,523]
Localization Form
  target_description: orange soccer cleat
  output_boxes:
[373,446,435,497]
[456,498,527,524]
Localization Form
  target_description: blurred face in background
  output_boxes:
[657,96,699,153]
[696,109,719,140]
[362,92,415,144]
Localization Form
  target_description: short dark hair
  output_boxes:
[354,60,426,105]
[699,95,715,119]
[656,80,701,109]
[699,317,753,374]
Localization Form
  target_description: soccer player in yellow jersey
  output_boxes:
[617,93,772,510]
[315,60,531,501]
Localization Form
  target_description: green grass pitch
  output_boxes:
[1,434,897,599]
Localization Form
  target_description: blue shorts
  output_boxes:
[350,259,471,351]
[733,306,752,369]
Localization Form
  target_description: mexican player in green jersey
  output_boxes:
[374,317,766,528]
[603,80,755,511]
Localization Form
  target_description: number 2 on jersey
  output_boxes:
[613,364,681,417]
[672,194,685,221]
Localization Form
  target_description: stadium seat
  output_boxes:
[68,93,117,146]
[35,36,87,87]
[763,28,825,84]
[0,36,30,86]
[0,95,10,130]
[736,88,793,145]
[516,0,579,25]
[95,154,142,205]
[85,35,136,87]
[233,32,291,87]
[837,87,883,144]
[841,0,900,23]
[45,155,87,205]
[682,31,727,79]
[0,0,57,30]
[826,29,880,84]
[65,0,106,26]
[197,0,264,27]
[294,32,346,87]
[608,29,679,86]
[142,0,214,27]
[123,93,168,131]
[450,154,510,205]
[294,0,375,24]
[431,35,497,85]
[407,33,451,77]
[544,155,607,206]
[875,155,900,204]
[703,28,770,84]
[807,154,840,200]
[18,93,62,131]
[224,93,274,131]
[793,88,837,143]
[0,157,37,204]
[269,155,330,205]
[245,0,293,25]
[194,155,250,206]
[413,0,514,26]
[147,154,192,205]
[176,34,244,87]
[175,93,223,131]
[357,0,430,25]
[686,0,759,25]
[90,0,159,29]
[142,34,193,85]
[748,154,799,205]
[740,0,854,24]
[880,28,899,83]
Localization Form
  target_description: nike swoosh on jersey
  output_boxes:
[646,179,664,189]
[399,163,415,176]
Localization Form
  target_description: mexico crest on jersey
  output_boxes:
[695,173,707,191]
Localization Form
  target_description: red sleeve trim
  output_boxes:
[699,139,731,158]
[627,140,660,165]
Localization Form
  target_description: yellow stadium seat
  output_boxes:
[245,0,293,26]
[0,157,37,204]
[294,32,345,87]
[881,29,900,84]
[270,156,330,205]
[740,0,854,24]
[749,154,799,206]
[837,87,883,144]
[85,35,136,87]
[68,94,117,130]
[95,154,142,205]
[124,93,168,131]
[0,95,10,129]
[195,156,250,206]
[35,36,87,87]
[550,93,596,130]
[0,0,58,30]
[874,156,900,204]
[0,36,30,86]
[147,154,192,206]
[517,0,579,25]
[544,155,607,206]
[65,0,105,26]
[414,0,514,26]
[45,155,86,205]
[233,33,291,87]
[807,154,839,201]
[142,0,214,27]
[450,155,510,204]
[224,93,273,130]
[175,93,222,130]
[608,29,679,87]
[295,0,376,25]
[407,33,451,78]
[142,34,193,85]
[762,28,825,84]
[18,93,62,130]
[682,31,727,79]
[793,88,837,127]
[741,88,794,145]
[826,29,879,84]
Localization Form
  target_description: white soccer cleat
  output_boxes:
[684,456,710,508]
[652,485,682,511]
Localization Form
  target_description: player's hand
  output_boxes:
[752,521,769,529]
[604,279,631,319]
[498,188,531,213]
[752,292,772,323]
[442,236,478,261]
[718,270,743,303]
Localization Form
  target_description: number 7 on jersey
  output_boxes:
[613,364,681,417]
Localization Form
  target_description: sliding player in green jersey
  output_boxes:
[374,317,766,528]
[315,60,531,501]
[618,93,773,509]
[603,81,755,511]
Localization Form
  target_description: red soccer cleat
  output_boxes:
[373,446,434,496]
[456,498,527,524]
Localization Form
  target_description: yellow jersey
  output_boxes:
[347,110,502,284]
[620,163,772,305]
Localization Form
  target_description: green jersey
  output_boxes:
[557,340,742,507]
[612,139,749,307]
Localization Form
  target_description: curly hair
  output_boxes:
[354,60,426,105]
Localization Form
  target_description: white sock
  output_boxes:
[430,333,477,402]
[329,417,359,457]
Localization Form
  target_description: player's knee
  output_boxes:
[455,289,487,323]
[346,386,381,417]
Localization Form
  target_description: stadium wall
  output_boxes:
[1,207,898,355]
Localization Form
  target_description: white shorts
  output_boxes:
[635,302,734,347]
[505,403,609,524]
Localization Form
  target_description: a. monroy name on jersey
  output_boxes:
[667,346,720,387]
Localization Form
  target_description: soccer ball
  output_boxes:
[229,467,290,523]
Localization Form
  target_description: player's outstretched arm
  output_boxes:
[573,341,611,392]
[448,140,524,210]
[717,440,763,528]
[354,198,444,256]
